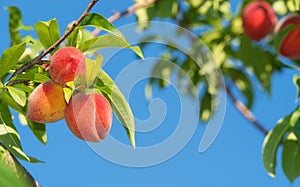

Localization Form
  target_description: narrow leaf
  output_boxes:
[7,6,22,46]
[293,75,300,101]
[0,101,41,162]
[0,43,26,78]
[79,13,143,59]
[35,19,60,53]
[0,148,29,187]
[6,86,26,107]
[200,90,212,122]
[85,56,102,87]
[80,13,123,38]
[263,115,291,177]
[96,70,135,148]
[79,34,144,59]
[27,120,47,145]
[282,133,300,183]
[63,87,73,104]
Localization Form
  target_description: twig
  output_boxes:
[92,0,269,136]
[92,0,157,36]
[225,86,268,135]
[2,0,100,185]
[6,0,99,84]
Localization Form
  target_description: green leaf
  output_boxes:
[80,13,123,38]
[0,101,40,163]
[6,86,26,107]
[0,43,26,79]
[233,36,280,93]
[290,106,300,141]
[2,92,25,115]
[0,150,29,187]
[282,133,300,183]
[63,87,73,104]
[224,66,254,108]
[263,115,291,177]
[26,120,47,145]
[293,75,300,101]
[6,6,22,46]
[79,13,144,59]
[12,70,51,83]
[66,28,81,48]
[200,90,212,122]
[79,34,144,59]
[130,46,144,60]
[35,18,60,53]
[85,56,102,87]
[96,70,135,148]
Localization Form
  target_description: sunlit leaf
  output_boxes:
[6,86,26,107]
[85,56,102,87]
[96,70,135,148]
[26,120,47,145]
[0,101,41,162]
[289,106,300,141]
[293,75,300,101]
[79,34,144,59]
[79,13,123,38]
[263,115,291,177]
[0,43,26,79]
[0,147,30,187]
[35,18,60,53]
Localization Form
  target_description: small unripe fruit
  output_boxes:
[242,1,277,41]
[50,47,85,87]
[65,93,112,142]
[275,14,300,59]
[27,81,67,123]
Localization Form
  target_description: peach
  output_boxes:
[242,1,277,41]
[64,93,112,142]
[275,14,300,59]
[27,80,67,123]
[50,47,85,87]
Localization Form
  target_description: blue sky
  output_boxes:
[0,0,300,186]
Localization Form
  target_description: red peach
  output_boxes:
[275,14,300,59]
[242,1,277,41]
[50,47,85,87]
[64,93,112,142]
[27,81,67,123]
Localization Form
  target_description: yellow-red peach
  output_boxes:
[242,1,277,41]
[50,47,85,87]
[275,14,300,59]
[27,81,67,123]
[64,93,112,142]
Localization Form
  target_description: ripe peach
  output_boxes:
[275,14,300,59]
[27,81,67,123]
[242,1,277,41]
[64,93,112,142]
[50,47,85,87]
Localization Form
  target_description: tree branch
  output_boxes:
[225,86,268,135]
[6,0,99,85]
[92,0,157,36]
[92,0,269,136]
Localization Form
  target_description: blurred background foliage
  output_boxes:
[1,0,300,185]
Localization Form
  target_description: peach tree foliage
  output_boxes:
[0,4,142,185]
[0,0,300,185]
[135,0,300,184]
